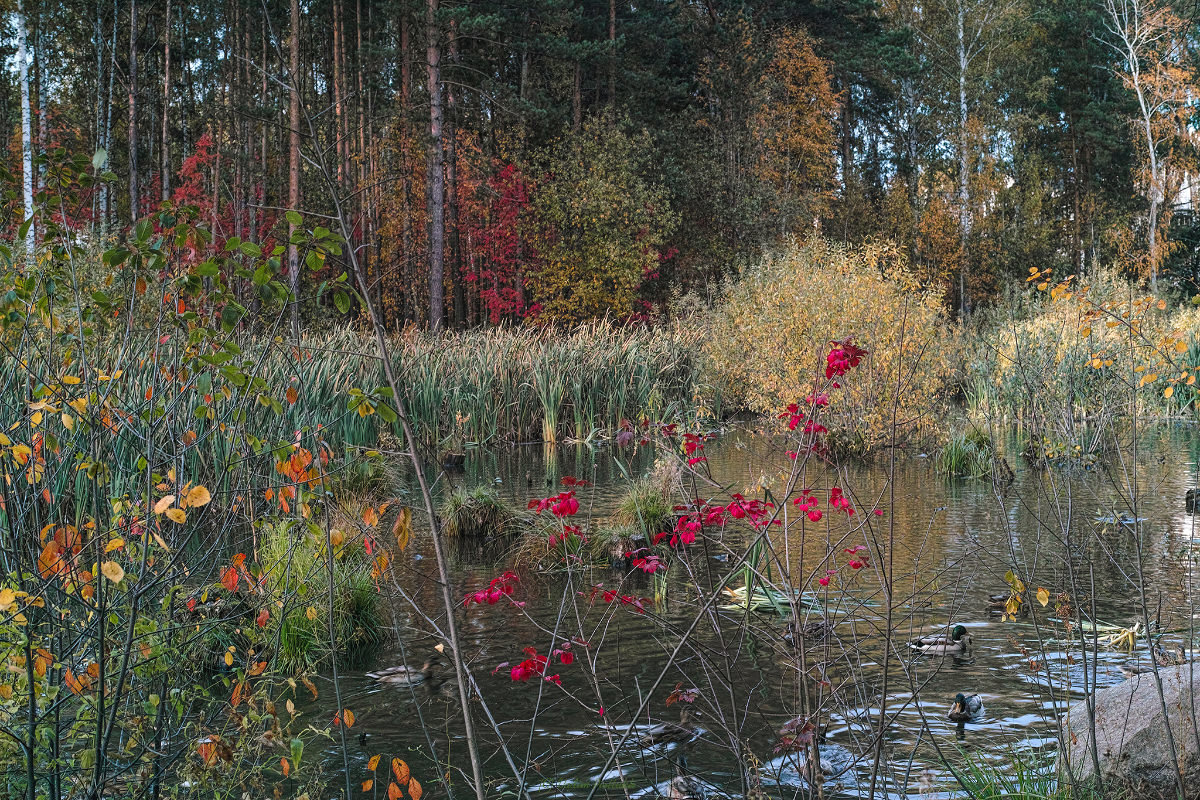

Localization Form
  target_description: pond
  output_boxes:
[306,425,1200,799]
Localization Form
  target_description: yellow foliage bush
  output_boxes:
[703,238,957,454]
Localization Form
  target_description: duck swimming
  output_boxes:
[666,754,707,800]
[638,707,702,748]
[366,658,438,687]
[909,624,972,655]
[947,692,984,723]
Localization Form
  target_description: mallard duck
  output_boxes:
[784,619,833,644]
[947,692,984,723]
[638,707,702,747]
[667,754,707,800]
[366,658,438,687]
[1154,643,1189,667]
[908,624,972,655]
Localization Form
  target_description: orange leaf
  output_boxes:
[185,485,212,508]
[343,708,355,728]
[362,780,373,792]
[281,757,290,778]
[41,488,51,504]
[363,507,380,527]
[387,783,403,800]
[221,567,239,593]
[367,755,381,771]
[392,758,410,786]
[301,675,318,699]
[408,777,422,800]
[256,608,270,627]
[247,660,267,677]
[286,386,299,405]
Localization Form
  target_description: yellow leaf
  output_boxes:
[393,507,412,551]
[30,411,42,427]
[368,755,381,771]
[1177,340,1188,354]
[1079,327,1091,337]
[100,561,125,583]
[62,375,81,385]
[1165,386,1174,399]
[62,413,73,431]
[0,433,9,446]
[0,684,12,699]
[0,588,14,609]
[224,651,234,667]
[153,495,176,515]
[185,485,212,508]
[306,606,318,621]
[330,529,345,549]
[1036,587,1050,607]
[105,538,124,553]
[165,508,186,524]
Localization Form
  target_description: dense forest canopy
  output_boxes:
[2,0,1198,325]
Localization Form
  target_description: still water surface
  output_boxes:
[310,426,1200,798]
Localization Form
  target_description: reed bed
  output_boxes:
[0,323,703,519]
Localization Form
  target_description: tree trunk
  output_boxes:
[129,0,139,222]
[401,8,416,325]
[426,0,445,329]
[102,0,118,230]
[447,19,464,326]
[161,0,171,201]
[332,0,346,187]
[956,0,970,315]
[608,0,616,107]
[16,0,35,258]
[288,0,302,341]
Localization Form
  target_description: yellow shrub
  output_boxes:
[703,238,957,453]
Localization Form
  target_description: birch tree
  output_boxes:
[15,0,35,258]
[1102,0,1195,288]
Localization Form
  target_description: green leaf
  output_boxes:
[376,402,398,424]
[92,149,108,170]
[134,220,153,243]
[285,210,303,227]
[334,290,350,315]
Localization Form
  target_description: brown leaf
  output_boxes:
[392,758,410,786]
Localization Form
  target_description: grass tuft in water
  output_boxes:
[440,486,524,538]
[936,428,997,479]
[615,478,674,538]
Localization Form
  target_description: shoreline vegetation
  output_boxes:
[3,198,1198,799]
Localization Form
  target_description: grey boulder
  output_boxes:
[1060,663,1200,798]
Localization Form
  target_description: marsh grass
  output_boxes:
[615,478,675,537]
[936,428,996,478]
[950,749,1084,800]
[257,521,385,672]
[440,486,525,539]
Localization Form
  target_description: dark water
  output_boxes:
[308,426,1200,799]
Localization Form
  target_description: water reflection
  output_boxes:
[305,426,1200,798]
